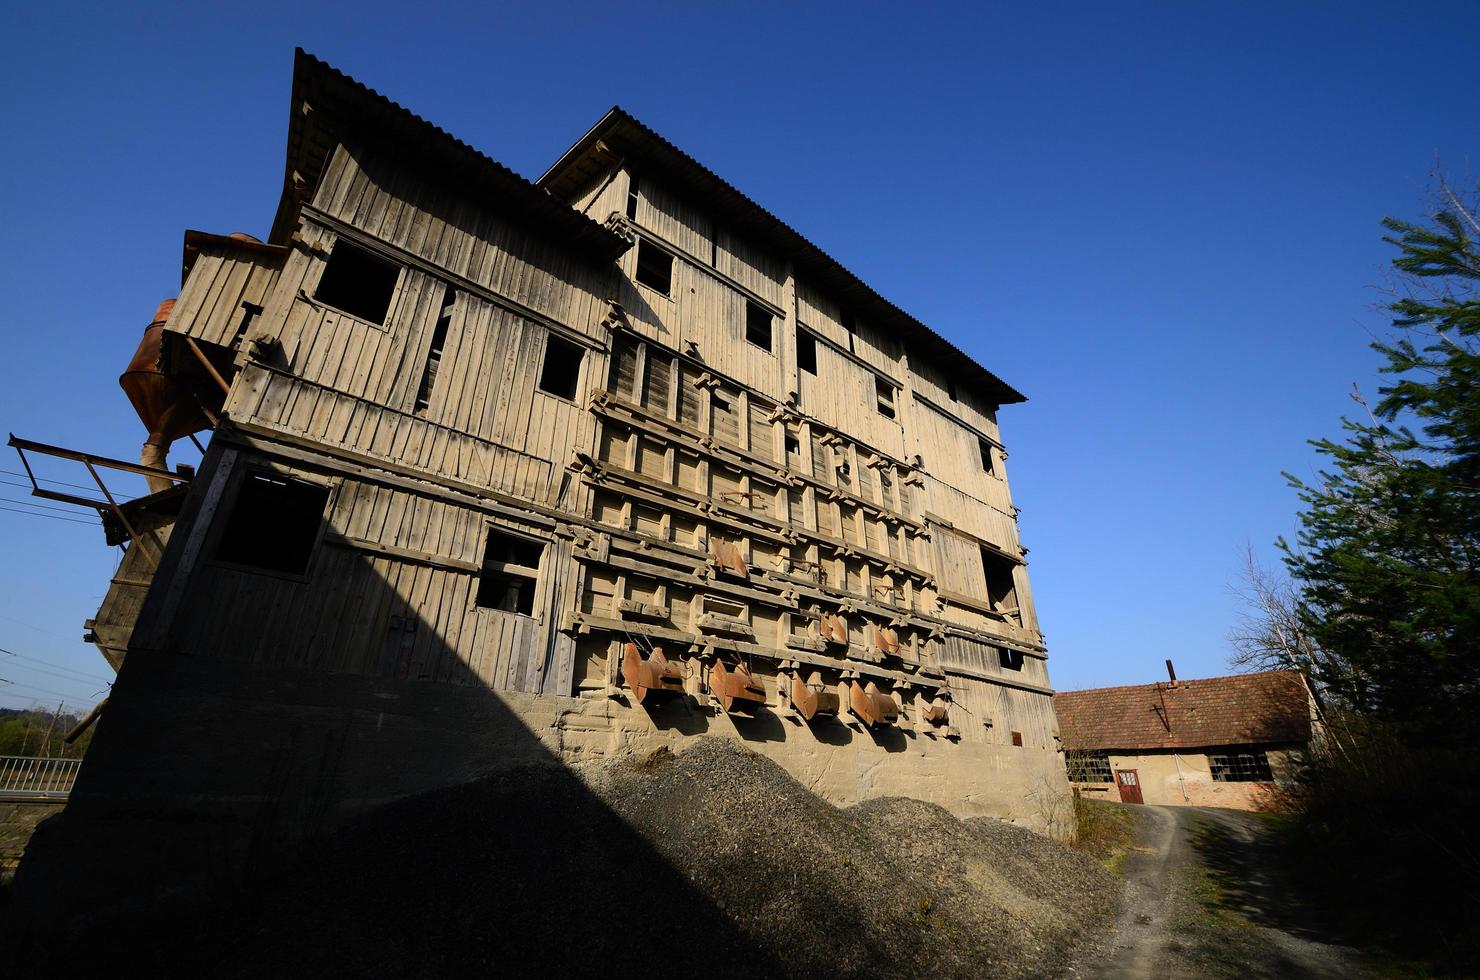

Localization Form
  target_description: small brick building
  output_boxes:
[1053,669,1315,810]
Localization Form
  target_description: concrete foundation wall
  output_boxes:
[8,647,1069,942]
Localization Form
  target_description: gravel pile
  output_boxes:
[84,738,1119,978]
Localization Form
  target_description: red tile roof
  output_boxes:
[1053,670,1312,751]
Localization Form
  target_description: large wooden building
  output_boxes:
[10,51,1067,928]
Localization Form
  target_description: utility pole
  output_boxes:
[38,701,64,758]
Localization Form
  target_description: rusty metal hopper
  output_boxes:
[621,642,686,705]
[708,660,766,715]
[790,670,840,722]
[118,299,212,492]
[848,680,899,729]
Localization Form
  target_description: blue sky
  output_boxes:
[1,1,1475,711]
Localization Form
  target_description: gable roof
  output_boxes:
[268,50,630,261]
[1053,670,1312,752]
[538,108,1027,408]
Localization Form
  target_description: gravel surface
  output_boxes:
[29,738,1120,978]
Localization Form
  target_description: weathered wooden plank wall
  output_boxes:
[148,136,1060,746]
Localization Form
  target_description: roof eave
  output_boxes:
[538,108,1027,407]
[268,50,631,263]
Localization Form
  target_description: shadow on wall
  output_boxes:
[1,463,788,976]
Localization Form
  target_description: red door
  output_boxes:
[1115,769,1144,805]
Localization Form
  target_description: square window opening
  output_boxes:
[1010,731,1024,747]
[875,377,897,419]
[998,647,1025,672]
[538,334,584,400]
[981,546,1019,614]
[476,529,546,615]
[215,472,328,575]
[1065,750,1113,783]
[635,239,672,295]
[796,329,817,375]
[1209,749,1274,782]
[313,240,400,326]
[785,434,801,459]
[979,439,995,475]
[745,301,773,352]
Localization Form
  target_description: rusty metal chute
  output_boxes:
[819,612,848,647]
[118,299,215,492]
[790,670,840,722]
[708,659,766,715]
[709,539,749,578]
[921,698,951,727]
[620,642,686,705]
[848,680,900,729]
[868,624,901,657]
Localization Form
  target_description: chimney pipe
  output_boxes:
[1165,659,1178,687]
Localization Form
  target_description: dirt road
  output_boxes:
[1093,805,1372,979]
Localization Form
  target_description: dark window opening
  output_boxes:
[875,377,897,419]
[841,311,856,352]
[947,377,958,401]
[1011,731,1024,747]
[796,330,817,374]
[711,224,720,267]
[635,239,672,295]
[745,301,773,351]
[998,647,1025,672]
[539,334,584,400]
[626,174,639,221]
[313,240,399,326]
[215,472,328,575]
[981,546,1019,616]
[1210,750,1274,782]
[785,434,801,460]
[1066,751,1113,783]
[979,439,995,475]
[475,529,545,615]
[413,287,456,416]
[232,301,264,344]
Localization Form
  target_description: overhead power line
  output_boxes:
[0,495,101,515]
[0,505,100,526]
[0,468,111,494]
[0,647,113,684]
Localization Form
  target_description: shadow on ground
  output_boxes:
[1189,809,1356,948]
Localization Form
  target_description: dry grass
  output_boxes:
[1070,794,1141,874]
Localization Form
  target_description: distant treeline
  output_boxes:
[0,707,94,758]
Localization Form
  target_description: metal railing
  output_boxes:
[0,755,81,802]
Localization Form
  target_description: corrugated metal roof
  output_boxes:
[269,50,631,261]
[1053,670,1313,751]
[539,108,1027,407]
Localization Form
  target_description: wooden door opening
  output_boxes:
[1115,768,1144,805]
